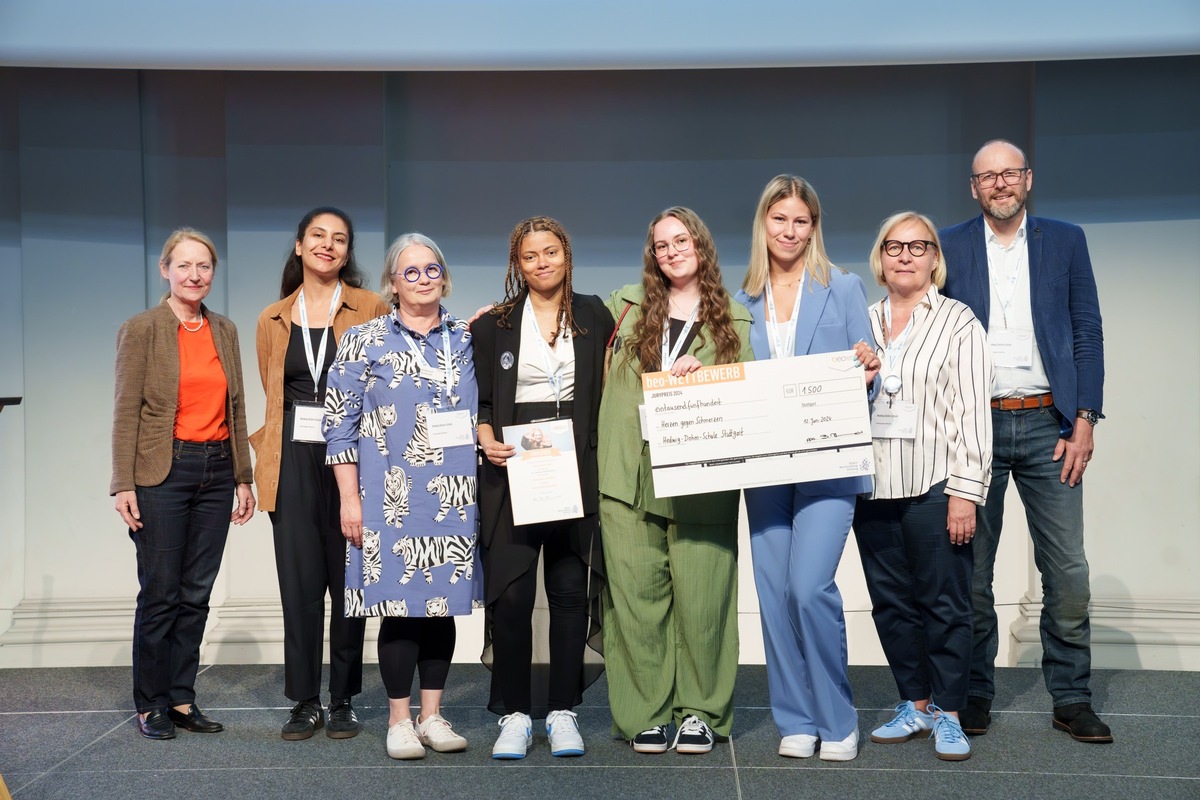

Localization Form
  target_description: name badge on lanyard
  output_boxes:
[989,328,1034,368]
[427,410,473,449]
[292,283,342,443]
[871,402,918,439]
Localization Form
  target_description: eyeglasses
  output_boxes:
[392,263,444,282]
[653,234,693,257]
[882,240,937,257]
[971,167,1029,189]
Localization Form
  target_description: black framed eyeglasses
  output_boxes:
[392,263,444,282]
[971,167,1029,188]
[882,240,937,257]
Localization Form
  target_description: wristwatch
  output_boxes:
[1077,409,1100,427]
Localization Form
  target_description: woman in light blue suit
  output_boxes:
[734,175,879,762]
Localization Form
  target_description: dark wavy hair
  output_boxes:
[278,206,368,299]
[625,207,741,372]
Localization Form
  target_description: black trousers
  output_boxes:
[270,413,365,702]
[489,525,590,714]
[378,617,456,700]
[853,480,974,711]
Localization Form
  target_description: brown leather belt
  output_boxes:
[991,392,1053,411]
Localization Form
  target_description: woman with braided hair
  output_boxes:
[472,216,615,759]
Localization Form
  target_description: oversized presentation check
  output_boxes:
[642,351,874,498]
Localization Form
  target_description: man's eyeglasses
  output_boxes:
[653,234,693,257]
[392,263,444,282]
[882,240,937,257]
[971,168,1029,189]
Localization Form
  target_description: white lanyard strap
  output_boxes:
[297,282,342,402]
[764,274,804,359]
[399,317,456,394]
[661,301,700,371]
[881,298,916,377]
[987,236,1026,329]
[524,296,566,410]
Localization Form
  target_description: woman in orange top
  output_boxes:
[251,207,390,741]
[111,228,256,740]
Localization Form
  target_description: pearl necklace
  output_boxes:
[180,317,205,333]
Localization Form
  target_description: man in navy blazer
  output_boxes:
[941,139,1110,744]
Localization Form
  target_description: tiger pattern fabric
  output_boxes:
[325,307,481,618]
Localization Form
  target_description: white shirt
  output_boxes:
[985,212,1051,397]
[867,286,994,504]
[514,307,576,404]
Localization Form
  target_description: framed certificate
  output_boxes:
[502,420,585,526]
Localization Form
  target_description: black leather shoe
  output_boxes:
[959,697,992,736]
[281,700,324,741]
[1053,703,1114,743]
[326,697,360,739]
[168,704,224,733]
[137,709,177,740]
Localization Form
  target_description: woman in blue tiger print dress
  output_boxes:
[324,233,482,760]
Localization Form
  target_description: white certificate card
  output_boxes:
[642,352,874,497]
[502,420,584,526]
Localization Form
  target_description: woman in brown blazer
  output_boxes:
[111,228,256,740]
[251,207,390,741]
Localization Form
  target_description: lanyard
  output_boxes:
[524,296,567,415]
[661,300,700,371]
[881,298,915,406]
[297,282,342,402]
[398,315,457,403]
[987,234,1026,329]
[764,274,804,359]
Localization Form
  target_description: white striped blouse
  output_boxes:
[866,285,994,504]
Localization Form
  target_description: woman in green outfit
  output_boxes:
[598,206,753,755]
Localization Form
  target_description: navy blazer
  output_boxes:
[940,214,1105,438]
[735,267,875,498]
[471,292,615,545]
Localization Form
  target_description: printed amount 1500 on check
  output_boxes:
[641,351,875,498]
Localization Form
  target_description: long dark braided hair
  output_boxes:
[493,216,585,338]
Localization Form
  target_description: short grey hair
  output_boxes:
[380,232,452,305]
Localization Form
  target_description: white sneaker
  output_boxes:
[545,709,585,757]
[818,728,859,762]
[492,712,532,759]
[386,719,425,760]
[779,733,818,758]
[417,713,467,753]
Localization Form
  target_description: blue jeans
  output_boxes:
[131,440,234,713]
[970,407,1092,707]
[854,480,974,711]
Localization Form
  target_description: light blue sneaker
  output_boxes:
[929,706,971,761]
[870,700,934,743]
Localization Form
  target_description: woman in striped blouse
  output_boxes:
[852,211,993,762]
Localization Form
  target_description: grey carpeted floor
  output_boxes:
[2,664,1197,799]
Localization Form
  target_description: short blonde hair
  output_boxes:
[868,211,947,290]
[381,232,452,307]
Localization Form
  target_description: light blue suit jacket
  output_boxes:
[735,267,876,498]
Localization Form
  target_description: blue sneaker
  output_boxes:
[870,700,934,743]
[929,706,971,761]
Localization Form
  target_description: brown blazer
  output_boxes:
[110,301,253,494]
[250,284,391,512]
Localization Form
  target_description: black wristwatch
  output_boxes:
[1077,409,1100,427]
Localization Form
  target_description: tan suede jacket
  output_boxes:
[250,284,390,512]
[110,301,253,494]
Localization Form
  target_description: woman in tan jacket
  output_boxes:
[111,228,255,739]
[251,207,389,741]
